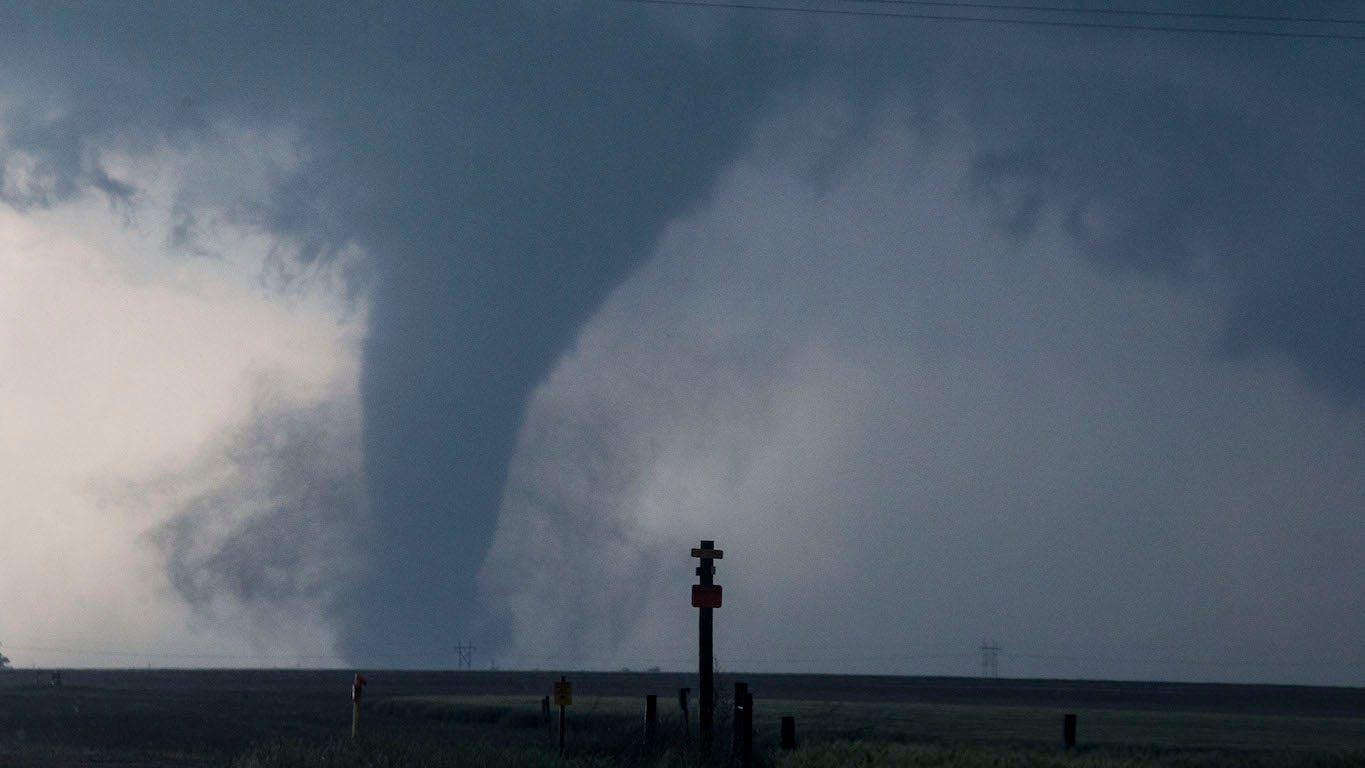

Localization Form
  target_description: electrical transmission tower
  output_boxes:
[979,640,1000,678]
[455,642,476,670]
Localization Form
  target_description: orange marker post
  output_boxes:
[351,673,368,739]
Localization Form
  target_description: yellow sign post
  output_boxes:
[553,676,572,754]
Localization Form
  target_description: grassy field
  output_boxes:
[380,694,1365,753]
[0,670,1362,766]
[224,739,1365,768]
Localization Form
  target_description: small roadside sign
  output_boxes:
[691,547,724,559]
[554,675,572,755]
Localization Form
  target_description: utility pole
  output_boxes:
[979,640,1000,678]
[455,642,475,670]
[691,539,724,760]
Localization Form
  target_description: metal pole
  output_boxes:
[698,540,715,759]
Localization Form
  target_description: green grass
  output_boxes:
[4,674,1364,767]
[223,736,1365,768]
[387,695,1365,754]
[770,742,1365,768]
[763,700,1365,753]
[227,736,702,768]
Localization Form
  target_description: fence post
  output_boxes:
[678,687,692,747]
[351,674,367,739]
[542,696,552,742]
[731,682,747,758]
[644,694,658,752]
[732,682,752,768]
[741,689,753,767]
[780,715,796,750]
[1063,713,1077,749]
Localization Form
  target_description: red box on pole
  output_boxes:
[692,584,722,608]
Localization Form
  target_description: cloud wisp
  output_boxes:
[0,120,366,666]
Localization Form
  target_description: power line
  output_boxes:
[852,0,1365,27]
[1,643,346,661]
[979,640,1001,677]
[454,641,476,670]
[611,0,1365,41]
[1004,650,1360,669]
[723,651,973,664]
[8,639,1361,673]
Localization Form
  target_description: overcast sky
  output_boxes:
[1,2,1362,685]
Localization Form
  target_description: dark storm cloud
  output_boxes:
[1,3,811,662]
[593,12,1365,404]
[699,17,1365,403]
[942,36,1365,400]
[5,1,1362,670]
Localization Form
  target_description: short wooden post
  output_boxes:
[742,690,754,766]
[555,675,571,756]
[731,682,747,758]
[644,694,658,752]
[780,715,796,750]
[732,682,752,768]
[542,695,552,741]
[678,688,692,746]
[1063,713,1077,748]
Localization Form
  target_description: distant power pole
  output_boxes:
[979,640,1000,678]
[455,642,476,670]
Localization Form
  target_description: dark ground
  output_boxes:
[5,669,1362,716]
[1,669,1362,766]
